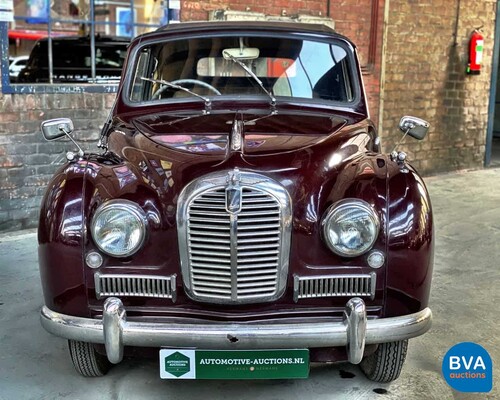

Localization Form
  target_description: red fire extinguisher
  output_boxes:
[467,29,484,75]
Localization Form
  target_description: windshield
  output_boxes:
[129,36,355,104]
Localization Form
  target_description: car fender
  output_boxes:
[384,159,434,316]
[38,160,89,315]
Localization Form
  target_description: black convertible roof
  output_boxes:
[157,20,336,35]
[131,20,353,48]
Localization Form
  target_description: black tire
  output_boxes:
[360,340,408,383]
[68,340,112,377]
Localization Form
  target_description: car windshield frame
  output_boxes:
[122,30,362,109]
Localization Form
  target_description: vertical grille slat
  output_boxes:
[293,273,377,301]
[95,274,176,300]
[179,171,292,304]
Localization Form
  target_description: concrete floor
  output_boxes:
[1,168,499,400]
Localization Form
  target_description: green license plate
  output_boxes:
[159,349,309,379]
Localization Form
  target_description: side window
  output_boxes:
[130,48,153,102]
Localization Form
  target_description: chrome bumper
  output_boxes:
[40,297,432,365]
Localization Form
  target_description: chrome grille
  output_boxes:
[293,273,376,302]
[177,169,291,304]
[95,273,176,301]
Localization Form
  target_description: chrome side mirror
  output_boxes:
[41,118,74,141]
[391,116,430,166]
[399,116,430,140]
[40,118,84,157]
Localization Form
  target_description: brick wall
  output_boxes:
[0,92,114,230]
[380,0,496,174]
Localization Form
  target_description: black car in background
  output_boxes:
[17,35,129,84]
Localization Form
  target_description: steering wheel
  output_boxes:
[152,79,221,99]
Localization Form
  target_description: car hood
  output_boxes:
[129,110,358,156]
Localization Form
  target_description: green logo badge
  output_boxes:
[165,351,191,377]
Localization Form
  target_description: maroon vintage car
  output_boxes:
[38,21,433,382]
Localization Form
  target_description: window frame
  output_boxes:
[1,1,175,94]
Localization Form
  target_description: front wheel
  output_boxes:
[360,340,408,382]
[68,340,112,377]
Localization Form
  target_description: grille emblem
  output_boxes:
[226,169,242,214]
[225,187,242,214]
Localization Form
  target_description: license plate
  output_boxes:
[159,349,309,379]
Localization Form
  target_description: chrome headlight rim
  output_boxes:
[91,199,148,258]
[321,198,380,258]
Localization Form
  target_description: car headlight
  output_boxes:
[321,199,380,257]
[91,200,147,257]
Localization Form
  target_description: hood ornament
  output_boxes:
[230,119,244,152]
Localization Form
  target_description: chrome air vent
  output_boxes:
[95,273,177,301]
[177,169,292,304]
[293,273,376,302]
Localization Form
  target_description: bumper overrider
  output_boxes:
[40,297,432,365]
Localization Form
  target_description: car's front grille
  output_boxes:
[293,273,376,302]
[189,188,281,300]
[94,273,177,301]
[177,169,292,304]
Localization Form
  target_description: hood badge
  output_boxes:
[226,168,242,214]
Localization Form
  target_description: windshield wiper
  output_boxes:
[140,77,212,114]
[222,51,277,112]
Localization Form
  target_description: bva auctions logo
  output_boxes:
[442,342,493,392]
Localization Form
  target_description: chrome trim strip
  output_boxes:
[293,274,300,302]
[370,272,376,299]
[229,213,238,302]
[41,298,432,365]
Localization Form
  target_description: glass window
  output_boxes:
[2,0,180,92]
[130,36,355,104]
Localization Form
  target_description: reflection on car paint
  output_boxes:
[113,165,137,189]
